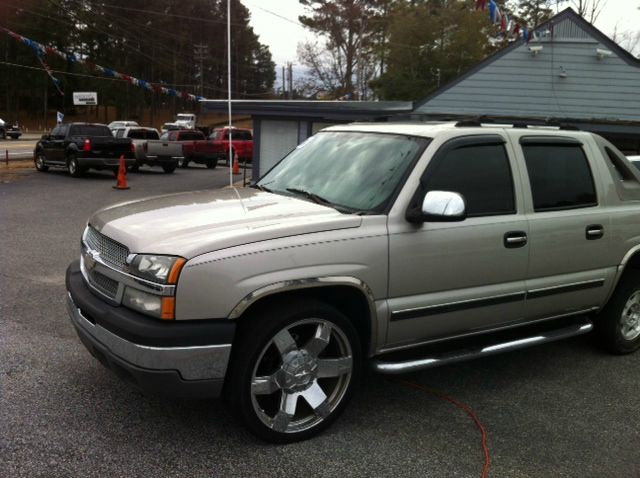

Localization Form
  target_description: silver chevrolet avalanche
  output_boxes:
[66,121,640,442]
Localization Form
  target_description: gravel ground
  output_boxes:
[1,167,639,478]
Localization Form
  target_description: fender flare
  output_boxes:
[227,276,379,354]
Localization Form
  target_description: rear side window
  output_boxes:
[424,143,515,217]
[69,125,112,137]
[522,144,597,211]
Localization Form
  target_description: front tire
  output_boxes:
[34,152,49,172]
[206,158,217,169]
[224,299,361,443]
[179,158,190,168]
[595,270,640,354]
[162,164,176,174]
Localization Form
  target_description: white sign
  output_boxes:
[73,92,98,106]
[56,111,64,124]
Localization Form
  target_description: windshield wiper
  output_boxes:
[285,187,333,206]
[252,184,272,193]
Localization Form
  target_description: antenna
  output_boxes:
[227,0,233,187]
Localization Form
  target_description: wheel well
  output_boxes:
[238,286,373,355]
[627,251,640,270]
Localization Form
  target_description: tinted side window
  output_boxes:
[522,144,597,211]
[115,129,125,138]
[424,144,515,217]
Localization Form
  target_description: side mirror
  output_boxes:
[421,190,466,222]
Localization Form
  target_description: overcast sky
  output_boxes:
[241,0,640,88]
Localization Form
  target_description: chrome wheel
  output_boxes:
[250,319,353,434]
[621,291,640,341]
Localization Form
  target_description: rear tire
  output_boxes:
[179,158,190,168]
[206,159,217,169]
[67,154,83,177]
[224,298,361,443]
[162,164,176,174]
[595,270,640,354]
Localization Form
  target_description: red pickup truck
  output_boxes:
[209,127,253,165]
[160,129,217,169]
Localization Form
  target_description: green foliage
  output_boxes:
[1,0,275,122]
[371,0,492,101]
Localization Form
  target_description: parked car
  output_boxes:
[66,121,640,443]
[108,120,139,134]
[0,118,21,139]
[160,122,182,134]
[5,121,22,139]
[627,155,640,171]
[160,129,217,168]
[112,126,181,173]
[34,122,135,176]
[209,126,253,165]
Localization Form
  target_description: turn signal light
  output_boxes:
[161,297,176,320]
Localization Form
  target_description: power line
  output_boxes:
[0,61,273,98]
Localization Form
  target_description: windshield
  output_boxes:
[258,131,429,213]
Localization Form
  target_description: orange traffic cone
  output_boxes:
[232,151,241,175]
[113,155,130,190]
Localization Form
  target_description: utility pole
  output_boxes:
[194,43,209,97]
[287,62,293,100]
[281,65,286,99]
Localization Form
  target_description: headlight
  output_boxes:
[128,255,186,284]
[123,287,163,318]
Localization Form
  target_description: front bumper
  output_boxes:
[66,261,235,398]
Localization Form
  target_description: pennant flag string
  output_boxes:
[2,27,205,102]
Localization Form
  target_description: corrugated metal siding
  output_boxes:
[552,17,591,40]
[416,18,640,122]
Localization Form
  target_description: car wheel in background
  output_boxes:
[162,164,176,174]
[34,152,49,172]
[67,153,84,177]
[206,159,217,169]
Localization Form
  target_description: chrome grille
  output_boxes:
[84,226,129,269]
[86,269,119,299]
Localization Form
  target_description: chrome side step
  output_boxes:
[371,320,593,374]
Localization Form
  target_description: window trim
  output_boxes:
[407,135,517,221]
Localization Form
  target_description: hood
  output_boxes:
[90,188,362,258]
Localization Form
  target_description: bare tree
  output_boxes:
[563,0,608,23]
[612,24,640,57]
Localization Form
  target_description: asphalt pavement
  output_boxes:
[1,166,639,477]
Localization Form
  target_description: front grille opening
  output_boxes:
[85,226,129,269]
[87,269,119,299]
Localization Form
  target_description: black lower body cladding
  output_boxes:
[65,261,236,398]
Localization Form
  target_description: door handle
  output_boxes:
[586,224,604,240]
[504,231,528,248]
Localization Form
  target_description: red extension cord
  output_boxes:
[391,378,492,478]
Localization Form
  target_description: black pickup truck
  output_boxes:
[34,123,135,177]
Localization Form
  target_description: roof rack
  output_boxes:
[454,116,580,131]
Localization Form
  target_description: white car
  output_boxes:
[108,120,139,134]
[627,155,640,171]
